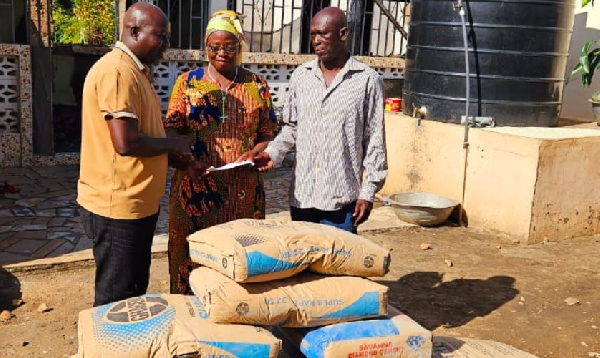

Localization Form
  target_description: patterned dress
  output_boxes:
[163,67,279,294]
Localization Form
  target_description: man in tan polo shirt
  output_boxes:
[78,3,191,306]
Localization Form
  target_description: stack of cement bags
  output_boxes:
[73,218,539,357]
[188,219,433,357]
[73,218,433,357]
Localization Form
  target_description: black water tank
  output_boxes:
[403,0,576,127]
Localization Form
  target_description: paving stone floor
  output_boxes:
[0,165,293,265]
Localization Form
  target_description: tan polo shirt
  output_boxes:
[77,42,167,219]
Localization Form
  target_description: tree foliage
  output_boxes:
[53,0,116,45]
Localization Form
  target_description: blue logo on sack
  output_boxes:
[316,292,381,320]
[407,335,424,351]
[245,251,308,277]
[301,319,401,358]
[93,295,176,352]
[199,341,272,357]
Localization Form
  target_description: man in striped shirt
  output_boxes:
[254,7,387,233]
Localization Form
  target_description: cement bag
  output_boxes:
[187,219,391,283]
[75,294,281,358]
[189,267,388,327]
[273,306,432,358]
[433,336,537,357]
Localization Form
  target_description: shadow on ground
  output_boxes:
[0,267,21,312]
[379,271,519,330]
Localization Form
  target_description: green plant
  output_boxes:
[572,40,600,86]
[571,0,600,102]
[53,0,115,45]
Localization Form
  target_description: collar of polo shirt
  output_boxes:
[115,41,147,72]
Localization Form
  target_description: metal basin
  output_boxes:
[385,191,459,227]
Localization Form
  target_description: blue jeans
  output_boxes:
[290,202,357,234]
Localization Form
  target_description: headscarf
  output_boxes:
[205,10,245,65]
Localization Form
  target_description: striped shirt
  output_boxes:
[264,56,387,211]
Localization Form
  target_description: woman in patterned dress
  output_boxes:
[163,11,279,294]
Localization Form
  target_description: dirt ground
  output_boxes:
[0,226,598,357]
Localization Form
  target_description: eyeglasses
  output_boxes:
[206,44,239,54]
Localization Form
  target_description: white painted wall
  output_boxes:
[561,4,600,120]
[236,0,303,32]
[369,1,409,56]
[210,0,229,13]
[236,0,304,53]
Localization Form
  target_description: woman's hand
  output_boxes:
[186,161,209,182]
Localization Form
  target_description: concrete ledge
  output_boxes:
[3,210,414,272]
[4,238,168,274]
[66,47,405,69]
[358,206,418,233]
[380,113,600,244]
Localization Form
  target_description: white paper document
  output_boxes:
[206,160,253,172]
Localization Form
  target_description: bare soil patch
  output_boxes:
[0,227,598,357]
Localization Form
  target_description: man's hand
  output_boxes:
[170,135,193,155]
[235,150,255,163]
[186,161,209,182]
[353,199,373,227]
[253,152,274,172]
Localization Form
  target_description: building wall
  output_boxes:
[379,115,539,239]
[464,130,540,240]
[152,50,404,113]
[530,136,600,241]
[380,113,600,243]
[20,48,403,165]
[0,45,32,167]
[561,3,600,120]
